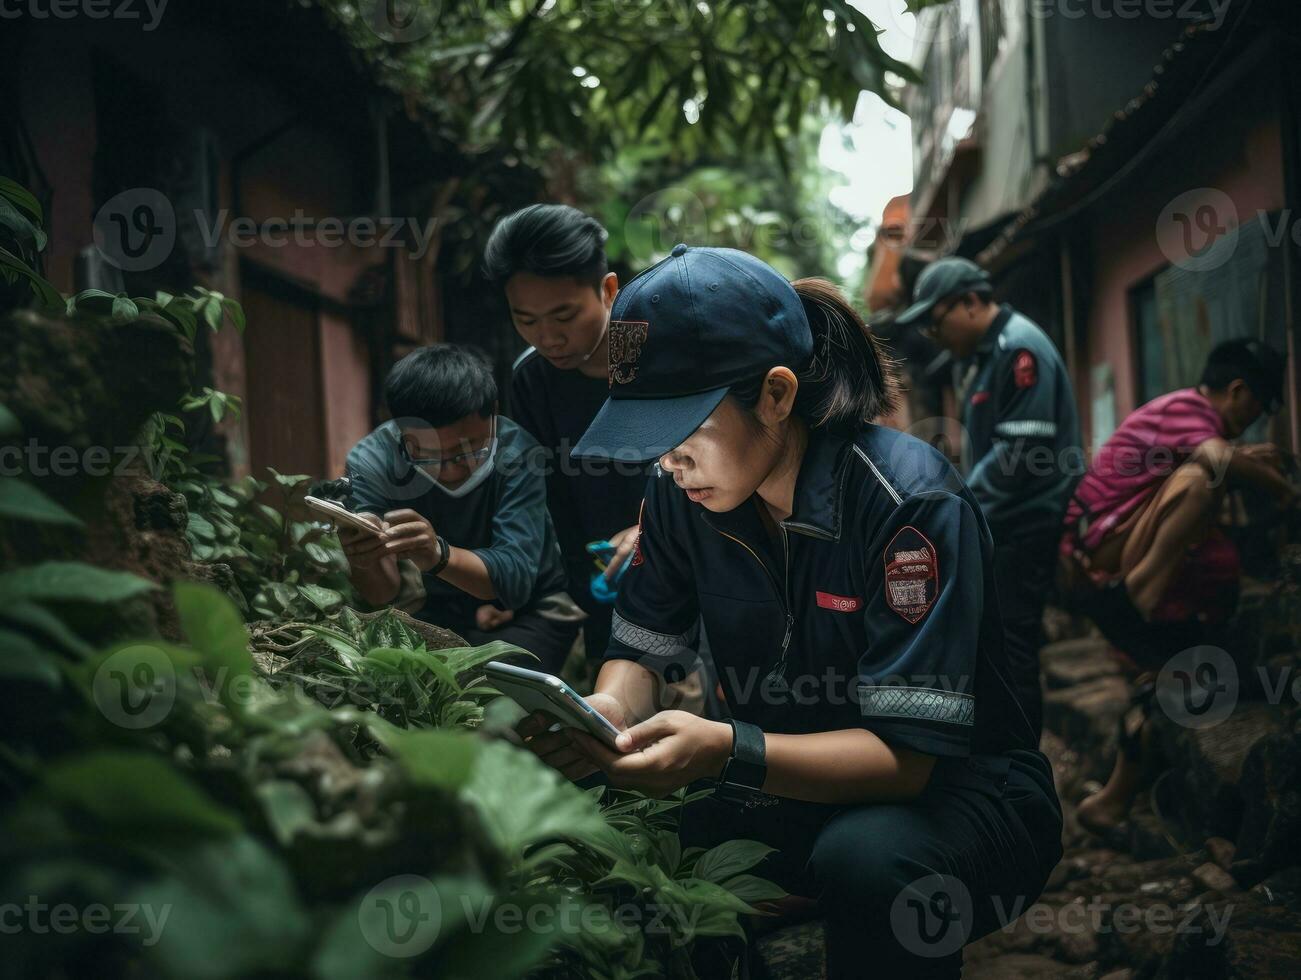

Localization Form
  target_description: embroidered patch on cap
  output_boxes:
[1013,349,1037,389]
[608,320,649,386]
[884,525,939,624]
[816,591,862,612]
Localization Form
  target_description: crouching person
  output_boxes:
[340,344,584,673]
[516,246,1062,978]
[1061,338,1295,834]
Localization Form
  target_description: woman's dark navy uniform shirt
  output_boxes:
[606,423,1036,758]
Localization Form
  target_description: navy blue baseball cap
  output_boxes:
[572,244,813,462]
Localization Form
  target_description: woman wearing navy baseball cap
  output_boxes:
[518,245,1062,977]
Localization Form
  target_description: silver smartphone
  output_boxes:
[484,661,622,749]
[304,495,383,536]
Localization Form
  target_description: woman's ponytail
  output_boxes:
[790,277,900,429]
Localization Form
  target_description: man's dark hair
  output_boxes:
[1201,338,1285,411]
[483,204,609,290]
[384,344,497,427]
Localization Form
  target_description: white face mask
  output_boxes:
[409,422,498,499]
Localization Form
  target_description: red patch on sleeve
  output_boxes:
[883,526,939,624]
[1013,350,1037,389]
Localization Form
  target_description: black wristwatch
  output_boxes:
[430,534,451,575]
[714,719,777,807]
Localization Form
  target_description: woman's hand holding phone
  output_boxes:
[518,694,733,796]
[517,693,628,782]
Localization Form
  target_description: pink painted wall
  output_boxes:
[1080,72,1285,446]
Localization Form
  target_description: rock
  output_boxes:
[1233,731,1301,884]
[1041,636,1122,689]
[1206,836,1236,870]
[1044,675,1129,782]
[964,952,1097,978]
[1148,702,1286,842]
[750,919,825,980]
[1191,862,1237,894]
[1161,891,1301,979]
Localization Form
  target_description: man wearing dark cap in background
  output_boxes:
[1061,338,1295,834]
[896,257,1081,737]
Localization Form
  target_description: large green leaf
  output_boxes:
[0,175,43,224]
[0,599,94,657]
[384,728,481,791]
[0,561,155,604]
[173,581,252,676]
[129,836,311,980]
[460,739,608,857]
[0,477,82,525]
[691,838,775,884]
[0,403,20,438]
[43,751,240,837]
[0,627,61,687]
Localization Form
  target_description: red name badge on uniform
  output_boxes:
[816,591,862,612]
[884,526,939,624]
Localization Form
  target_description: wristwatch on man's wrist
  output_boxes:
[714,719,777,807]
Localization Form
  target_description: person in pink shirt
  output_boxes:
[1061,339,1295,835]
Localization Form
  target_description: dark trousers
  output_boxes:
[440,607,580,676]
[679,749,1063,979]
[991,527,1058,738]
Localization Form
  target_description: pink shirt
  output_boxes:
[1065,388,1225,551]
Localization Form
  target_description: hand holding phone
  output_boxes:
[489,661,624,751]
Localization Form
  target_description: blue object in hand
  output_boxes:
[586,539,628,604]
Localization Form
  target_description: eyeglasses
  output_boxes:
[400,423,495,469]
[922,299,958,338]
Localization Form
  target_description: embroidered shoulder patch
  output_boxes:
[608,320,649,386]
[883,525,939,624]
[1013,349,1037,389]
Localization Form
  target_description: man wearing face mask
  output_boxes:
[339,344,583,673]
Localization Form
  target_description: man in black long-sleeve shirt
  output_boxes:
[485,205,653,662]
